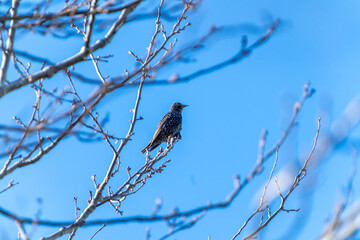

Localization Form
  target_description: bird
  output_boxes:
[141,102,188,154]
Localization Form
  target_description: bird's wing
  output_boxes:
[150,112,172,142]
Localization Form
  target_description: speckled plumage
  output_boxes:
[141,102,188,154]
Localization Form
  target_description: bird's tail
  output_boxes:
[141,142,160,154]
[141,142,151,154]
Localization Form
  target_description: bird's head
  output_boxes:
[170,102,189,112]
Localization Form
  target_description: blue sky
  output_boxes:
[1,0,360,239]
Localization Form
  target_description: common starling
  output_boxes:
[141,102,188,154]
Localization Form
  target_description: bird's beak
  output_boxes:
[182,104,189,108]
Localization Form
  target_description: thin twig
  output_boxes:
[0,179,18,194]
[89,224,106,240]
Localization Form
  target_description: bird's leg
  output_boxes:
[166,136,175,149]
[167,136,172,145]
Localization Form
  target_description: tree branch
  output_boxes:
[0,0,20,85]
[0,0,141,98]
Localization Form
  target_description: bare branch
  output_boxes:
[89,224,106,240]
[84,0,98,49]
[0,179,18,194]
[0,0,141,98]
[0,0,140,22]
[238,118,321,240]
[0,0,20,85]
